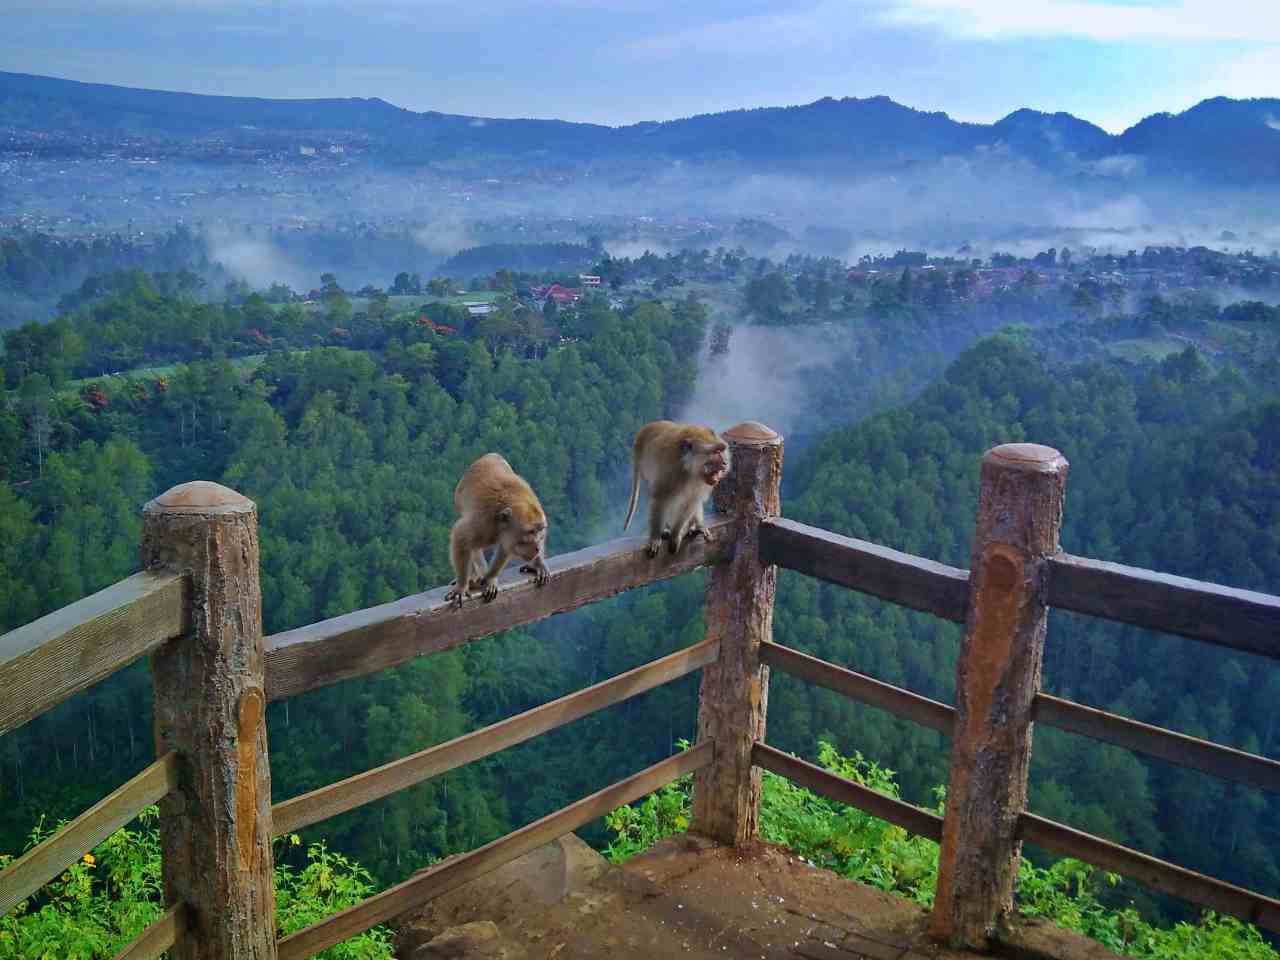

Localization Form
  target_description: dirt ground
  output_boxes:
[394,833,1121,960]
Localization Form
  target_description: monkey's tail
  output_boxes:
[623,462,641,532]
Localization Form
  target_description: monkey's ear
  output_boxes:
[680,438,693,454]
[496,506,513,524]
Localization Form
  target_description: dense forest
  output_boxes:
[1,254,1278,949]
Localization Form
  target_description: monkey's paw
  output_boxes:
[482,581,499,603]
[520,564,550,587]
[445,587,464,611]
[687,525,712,544]
[646,539,662,558]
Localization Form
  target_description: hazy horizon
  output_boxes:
[2,0,1276,133]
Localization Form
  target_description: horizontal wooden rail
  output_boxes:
[265,520,730,702]
[760,518,968,623]
[277,741,714,960]
[273,638,720,835]
[1019,812,1280,934]
[1035,693,1280,794]
[752,742,943,841]
[0,571,188,735]
[761,642,955,734]
[1047,553,1280,660]
[110,903,188,960]
[0,753,180,917]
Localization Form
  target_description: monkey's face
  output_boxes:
[508,513,547,562]
[701,442,730,486]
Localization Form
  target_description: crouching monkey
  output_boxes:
[446,453,550,609]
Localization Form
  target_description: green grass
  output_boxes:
[64,354,269,392]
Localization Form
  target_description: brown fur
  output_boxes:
[446,453,550,609]
[623,420,730,557]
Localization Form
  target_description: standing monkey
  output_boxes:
[624,420,730,557]
[446,453,550,609]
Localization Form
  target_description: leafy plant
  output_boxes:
[0,810,393,960]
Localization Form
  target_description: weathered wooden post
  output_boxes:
[142,481,277,960]
[690,421,783,846]
[930,443,1068,949]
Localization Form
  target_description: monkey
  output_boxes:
[445,453,550,610]
[623,420,730,558]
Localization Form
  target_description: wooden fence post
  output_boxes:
[930,444,1068,949]
[142,481,278,960]
[690,421,783,846]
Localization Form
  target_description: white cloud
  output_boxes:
[881,0,1280,43]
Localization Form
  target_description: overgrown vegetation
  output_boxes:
[604,742,1280,960]
[0,808,393,960]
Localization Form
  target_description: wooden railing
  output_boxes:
[1,426,1278,957]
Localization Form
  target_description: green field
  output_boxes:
[65,353,269,392]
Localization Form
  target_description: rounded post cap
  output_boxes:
[145,481,255,515]
[984,443,1068,473]
[723,421,782,445]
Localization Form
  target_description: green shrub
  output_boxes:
[0,808,393,960]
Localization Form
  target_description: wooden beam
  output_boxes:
[931,443,1068,949]
[143,481,277,960]
[1034,693,1280,795]
[0,571,188,736]
[0,753,179,918]
[1047,553,1280,661]
[692,422,782,847]
[751,742,942,841]
[276,742,714,960]
[760,518,968,623]
[265,520,730,702]
[273,639,719,836]
[1019,813,1280,934]
[110,903,189,960]
[760,642,955,734]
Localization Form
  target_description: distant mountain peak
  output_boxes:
[0,70,1274,186]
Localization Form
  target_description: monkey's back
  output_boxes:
[454,453,543,520]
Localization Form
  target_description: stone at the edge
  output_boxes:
[149,481,254,514]
[397,835,609,952]
[414,921,504,959]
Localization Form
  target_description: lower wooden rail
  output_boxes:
[109,903,189,960]
[761,642,955,734]
[1020,812,1280,934]
[0,752,180,917]
[1034,693,1280,794]
[276,741,714,960]
[273,639,720,835]
[752,742,943,841]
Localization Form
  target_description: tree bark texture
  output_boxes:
[691,421,783,846]
[142,481,278,960]
[930,444,1068,949]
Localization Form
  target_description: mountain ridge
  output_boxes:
[3,70,1278,185]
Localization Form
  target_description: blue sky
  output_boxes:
[1,0,1276,132]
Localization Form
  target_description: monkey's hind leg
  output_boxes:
[646,499,671,558]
